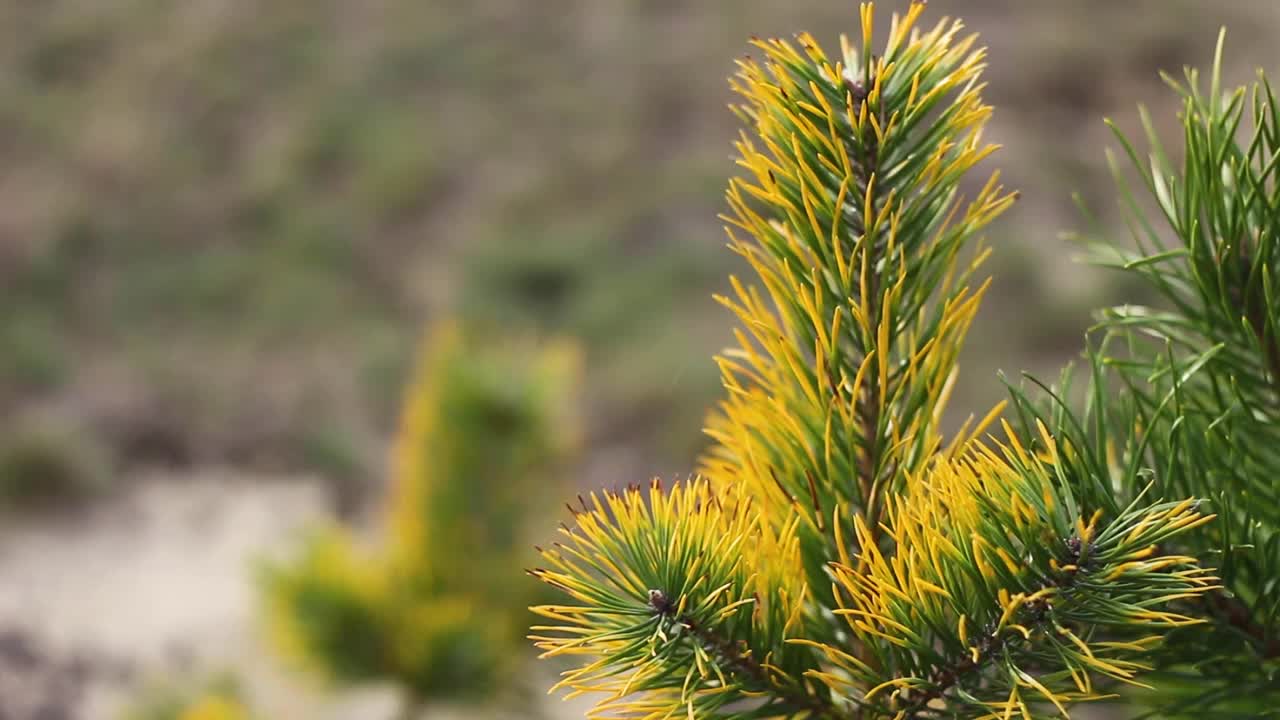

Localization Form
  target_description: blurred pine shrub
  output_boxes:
[260,322,578,715]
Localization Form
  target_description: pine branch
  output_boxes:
[900,625,1004,717]
[648,589,841,719]
[702,0,1014,605]
[840,68,894,544]
[1061,27,1280,716]
[530,479,825,719]
[899,566,1077,716]
[801,425,1217,718]
[529,5,1225,718]
[846,71,884,529]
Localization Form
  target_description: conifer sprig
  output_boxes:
[807,422,1216,718]
[703,0,1014,601]
[531,479,825,719]
[1068,30,1280,716]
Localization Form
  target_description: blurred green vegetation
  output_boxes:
[0,0,1276,509]
[260,324,578,711]
[118,673,252,720]
[0,418,107,510]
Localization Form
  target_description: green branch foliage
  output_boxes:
[530,4,1222,719]
[532,479,821,718]
[703,3,1013,587]
[1064,30,1280,716]
[813,425,1215,718]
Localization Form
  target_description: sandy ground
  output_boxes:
[0,472,325,718]
[0,473,592,719]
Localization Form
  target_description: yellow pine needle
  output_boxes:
[995,547,1022,575]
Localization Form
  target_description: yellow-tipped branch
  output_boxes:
[530,479,832,719]
[810,426,1216,718]
[703,2,1016,601]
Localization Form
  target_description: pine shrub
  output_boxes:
[262,323,578,713]
[529,4,1278,718]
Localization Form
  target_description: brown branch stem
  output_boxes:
[844,74,887,537]
[648,590,842,719]
[902,632,1008,717]
[897,541,1085,718]
[1205,588,1280,659]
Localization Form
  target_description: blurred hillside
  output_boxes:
[1,1,1280,717]
[3,0,1278,499]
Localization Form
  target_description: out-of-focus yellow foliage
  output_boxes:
[387,321,580,596]
[118,675,252,720]
[261,527,391,685]
[260,321,579,702]
[177,695,251,720]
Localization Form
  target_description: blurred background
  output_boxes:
[0,1,1277,718]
